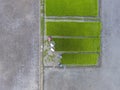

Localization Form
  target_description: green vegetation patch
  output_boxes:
[45,0,99,16]
[53,38,100,52]
[61,53,99,65]
[46,22,101,37]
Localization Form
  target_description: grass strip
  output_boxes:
[46,22,101,36]
[46,0,99,16]
[61,53,99,65]
[53,38,100,52]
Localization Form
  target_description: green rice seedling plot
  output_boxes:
[46,22,101,37]
[53,38,100,52]
[45,0,99,16]
[61,53,99,65]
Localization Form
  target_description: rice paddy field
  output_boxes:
[44,0,102,66]
[45,0,99,16]
[53,38,100,52]
[47,22,101,37]
[61,53,99,65]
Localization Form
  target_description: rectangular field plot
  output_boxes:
[61,53,99,65]
[53,38,100,52]
[45,0,99,16]
[46,22,101,37]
